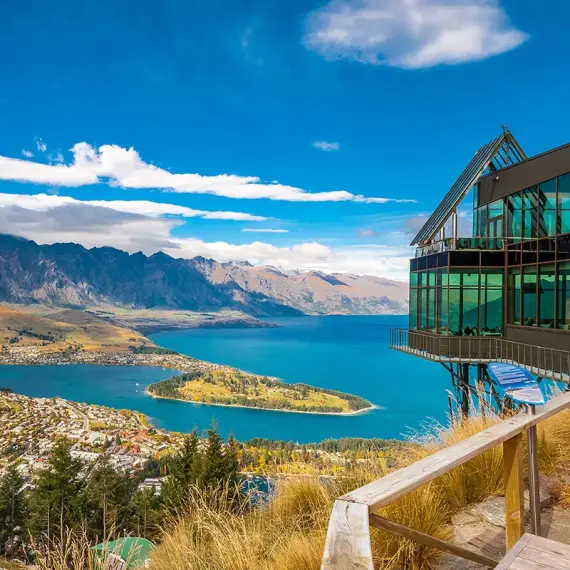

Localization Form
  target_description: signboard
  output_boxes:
[487,362,546,406]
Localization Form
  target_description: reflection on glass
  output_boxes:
[508,268,521,325]
[409,288,418,330]
[538,264,555,327]
[558,262,570,330]
[559,174,570,234]
[522,266,537,326]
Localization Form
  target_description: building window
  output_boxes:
[506,193,523,240]
[437,287,448,334]
[488,200,504,239]
[508,268,521,325]
[448,269,480,336]
[538,178,557,237]
[480,270,503,335]
[522,187,538,239]
[559,173,570,234]
[409,287,418,330]
[522,265,537,326]
[538,264,555,328]
[558,262,570,330]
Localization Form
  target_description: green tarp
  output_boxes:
[91,537,154,568]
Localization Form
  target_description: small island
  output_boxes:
[148,370,374,415]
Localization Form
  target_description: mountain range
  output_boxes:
[0,235,408,316]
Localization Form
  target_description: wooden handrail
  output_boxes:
[322,391,570,570]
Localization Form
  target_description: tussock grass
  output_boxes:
[149,415,507,570]
[38,402,570,570]
[32,530,136,570]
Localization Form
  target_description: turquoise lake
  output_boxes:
[0,315,452,442]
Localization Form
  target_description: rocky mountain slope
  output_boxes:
[0,235,408,316]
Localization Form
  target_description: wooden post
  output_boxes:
[321,500,374,570]
[503,434,524,550]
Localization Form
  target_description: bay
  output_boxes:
[0,315,452,442]
[148,315,452,441]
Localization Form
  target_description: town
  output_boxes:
[0,389,184,493]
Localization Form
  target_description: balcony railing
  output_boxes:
[390,329,570,382]
[321,391,570,569]
[415,237,506,258]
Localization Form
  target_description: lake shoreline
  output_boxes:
[145,389,379,416]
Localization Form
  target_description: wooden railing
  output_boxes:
[390,329,570,382]
[321,391,570,569]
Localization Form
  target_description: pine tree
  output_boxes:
[199,426,238,489]
[129,488,160,539]
[161,429,200,511]
[88,456,134,539]
[29,439,87,546]
[0,465,26,557]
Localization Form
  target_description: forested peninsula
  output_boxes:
[148,370,374,415]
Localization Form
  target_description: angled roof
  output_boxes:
[410,130,526,245]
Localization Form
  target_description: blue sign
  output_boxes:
[487,362,546,406]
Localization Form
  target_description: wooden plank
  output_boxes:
[321,500,374,570]
[516,535,570,570]
[369,514,498,568]
[341,391,570,510]
[495,534,531,570]
[520,546,570,570]
[509,558,560,570]
[504,434,524,550]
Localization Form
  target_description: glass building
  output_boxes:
[392,130,570,412]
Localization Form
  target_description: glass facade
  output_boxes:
[507,260,570,330]
[409,267,503,336]
[412,168,570,336]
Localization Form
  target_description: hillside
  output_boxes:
[0,306,151,353]
[0,234,408,316]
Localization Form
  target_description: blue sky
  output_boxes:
[0,0,568,280]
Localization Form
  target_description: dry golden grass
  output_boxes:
[32,530,137,570]
[36,400,570,570]
[0,305,150,353]
[149,406,570,570]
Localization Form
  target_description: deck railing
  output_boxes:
[415,237,506,258]
[390,329,570,382]
[321,391,570,569]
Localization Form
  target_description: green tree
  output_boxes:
[88,456,134,539]
[29,439,88,546]
[129,488,161,539]
[199,427,238,489]
[161,430,200,511]
[0,464,26,557]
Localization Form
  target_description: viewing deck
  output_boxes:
[322,391,570,570]
[390,329,570,383]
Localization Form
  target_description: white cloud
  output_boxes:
[313,141,340,152]
[36,139,47,153]
[0,192,268,222]
[0,142,412,203]
[21,150,34,158]
[356,196,417,204]
[305,0,528,69]
[241,228,289,233]
[0,200,411,279]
